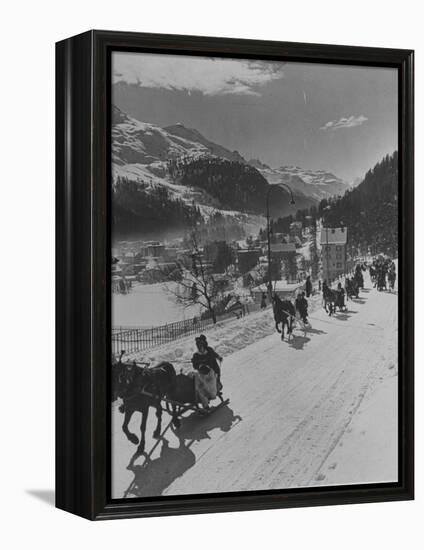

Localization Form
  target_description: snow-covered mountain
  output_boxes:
[112,105,246,168]
[112,106,268,236]
[248,158,271,170]
[164,124,246,163]
[112,105,349,236]
[253,164,350,202]
[112,105,208,166]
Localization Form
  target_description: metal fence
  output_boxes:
[112,316,216,355]
[111,302,263,355]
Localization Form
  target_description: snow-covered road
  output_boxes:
[111,276,398,498]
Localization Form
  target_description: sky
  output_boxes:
[112,52,398,182]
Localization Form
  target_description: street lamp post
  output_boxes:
[266,183,295,297]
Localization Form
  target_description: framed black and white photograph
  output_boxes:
[56,30,414,520]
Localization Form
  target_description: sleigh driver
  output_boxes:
[191,335,224,407]
[294,291,310,331]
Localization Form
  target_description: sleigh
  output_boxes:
[125,360,229,419]
[139,384,230,419]
[162,393,230,417]
[113,356,231,456]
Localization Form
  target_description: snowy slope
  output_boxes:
[112,106,267,228]
[164,123,246,163]
[112,105,348,217]
[112,105,208,166]
[112,272,398,497]
[255,164,349,201]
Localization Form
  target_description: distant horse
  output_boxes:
[377,269,387,291]
[345,277,359,300]
[369,265,377,285]
[322,287,343,316]
[272,293,296,340]
[354,268,364,289]
[388,270,396,291]
[112,355,177,454]
[226,299,246,319]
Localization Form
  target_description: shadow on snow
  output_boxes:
[332,309,359,321]
[123,404,242,498]
[288,326,327,350]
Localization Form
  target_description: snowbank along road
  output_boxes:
[112,273,398,498]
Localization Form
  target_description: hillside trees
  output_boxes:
[168,156,302,216]
[168,156,269,213]
[320,152,398,256]
[265,152,398,258]
[112,176,202,236]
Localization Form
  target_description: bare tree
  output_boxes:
[163,231,226,324]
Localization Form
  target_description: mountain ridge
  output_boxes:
[317,151,398,256]
[111,105,350,235]
[164,123,246,163]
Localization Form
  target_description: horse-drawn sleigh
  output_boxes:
[272,292,311,340]
[112,351,229,455]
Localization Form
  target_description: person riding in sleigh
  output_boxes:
[191,334,224,402]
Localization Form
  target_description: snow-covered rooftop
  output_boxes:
[320,227,348,245]
[270,243,296,253]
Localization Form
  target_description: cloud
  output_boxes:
[320,115,368,131]
[112,52,284,96]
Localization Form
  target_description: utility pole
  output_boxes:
[325,226,330,284]
[266,183,295,297]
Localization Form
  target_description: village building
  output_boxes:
[269,242,298,283]
[269,242,296,259]
[319,227,348,281]
[250,280,303,304]
[163,247,178,261]
[146,242,166,258]
[236,248,262,274]
[289,221,303,239]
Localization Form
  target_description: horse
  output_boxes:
[377,269,387,291]
[323,286,345,315]
[323,287,335,315]
[388,270,396,291]
[112,356,177,454]
[353,269,364,290]
[369,265,376,285]
[272,293,296,340]
[336,287,347,311]
[226,299,246,319]
[345,277,359,300]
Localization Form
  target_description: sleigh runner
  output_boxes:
[139,385,230,418]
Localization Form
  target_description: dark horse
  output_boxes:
[353,269,364,290]
[112,354,177,454]
[272,293,296,340]
[388,269,396,291]
[323,286,347,315]
[345,277,359,300]
[323,286,342,315]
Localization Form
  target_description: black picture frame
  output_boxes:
[56,30,414,520]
